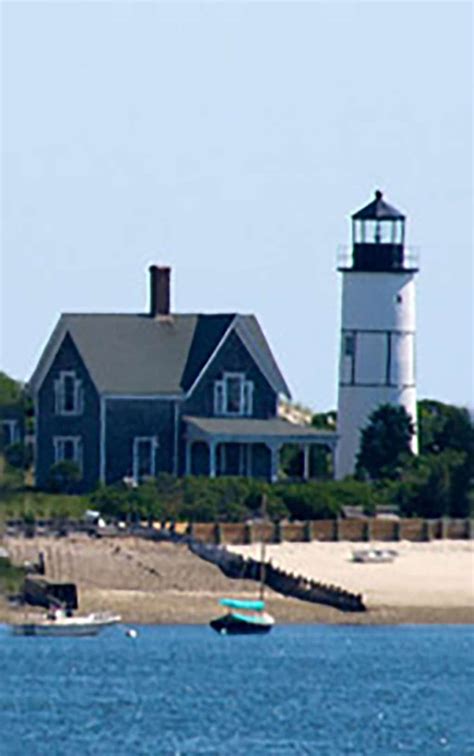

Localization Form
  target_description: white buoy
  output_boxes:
[125,628,138,639]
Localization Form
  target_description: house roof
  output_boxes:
[30,312,291,398]
[184,416,337,443]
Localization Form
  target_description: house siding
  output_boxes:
[36,333,100,492]
[178,330,278,476]
[105,398,176,484]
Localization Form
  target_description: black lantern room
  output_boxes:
[346,190,415,272]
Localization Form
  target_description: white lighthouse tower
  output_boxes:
[335,190,419,479]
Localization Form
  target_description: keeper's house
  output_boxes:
[30,267,336,491]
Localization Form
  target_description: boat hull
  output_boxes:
[210,613,273,635]
[13,623,103,637]
[11,613,121,637]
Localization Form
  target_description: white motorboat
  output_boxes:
[352,548,397,564]
[11,609,121,637]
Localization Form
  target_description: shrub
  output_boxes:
[275,482,342,520]
[4,443,32,470]
[47,461,82,493]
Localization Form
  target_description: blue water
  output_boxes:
[0,625,473,755]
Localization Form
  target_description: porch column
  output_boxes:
[303,444,311,481]
[330,443,337,479]
[185,440,192,476]
[267,443,281,483]
[209,440,217,478]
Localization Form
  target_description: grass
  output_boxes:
[0,557,25,596]
[0,456,89,523]
[0,490,89,522]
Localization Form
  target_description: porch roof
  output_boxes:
[184,416,338,446]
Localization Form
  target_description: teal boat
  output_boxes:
[210,598,274,635]
[210,496,274,635]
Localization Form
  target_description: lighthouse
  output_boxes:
[335,190,419,479]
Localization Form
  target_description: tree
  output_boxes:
[311,410,337,430]
[417,400,474,516]
[0,372,22,406]
[393,450,468,518]
[356,404,415,480]
[418,400,474,457]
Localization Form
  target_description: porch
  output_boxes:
[183,416,338,482]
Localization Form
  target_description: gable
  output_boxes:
[186,314,291,399]
[39,331,97,397]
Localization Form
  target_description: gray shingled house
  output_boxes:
[30,267,337,491]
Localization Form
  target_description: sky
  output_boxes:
[1,1,472,411]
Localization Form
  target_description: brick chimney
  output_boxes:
[149,265,171,317]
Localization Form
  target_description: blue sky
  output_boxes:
[1,1,472,411]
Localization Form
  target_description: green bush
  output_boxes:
[275,482,341,520]
[47,461,82,494]
[4,443,33,470]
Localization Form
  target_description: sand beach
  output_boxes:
[1,535,473,625]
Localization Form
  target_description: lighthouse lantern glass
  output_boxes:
[354,219,404,245]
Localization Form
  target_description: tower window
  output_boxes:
[344,334,356,357]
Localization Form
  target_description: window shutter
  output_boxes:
[214,381,224,415]
[243,381,254,416]
[54,379,61,414]
[75,380,84,414]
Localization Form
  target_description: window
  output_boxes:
[133,437,158,482]
[344,333,356,357]
[53,436,83,472]
[1,420,18,446]
[341,332,357,386]
[54,371,83,415]
[214,373,254,417]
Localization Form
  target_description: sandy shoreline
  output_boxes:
[1,535,473,625]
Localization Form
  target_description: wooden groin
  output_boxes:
[187,538,366,613]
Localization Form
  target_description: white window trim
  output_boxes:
[53,435,83,472]
[214,372,254,417]
[132,436,159,482]
[54,370,84,416]
[1,420,19,446]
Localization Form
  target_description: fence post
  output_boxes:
[214,523,222,545]
[394,520,401,541]
[423,520,432,542]
[304,521,312,542]
[274,520,282,544]
[440,517,449,539]
[364,519,372,542]
[244,522,253,545]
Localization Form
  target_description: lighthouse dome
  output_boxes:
[352,190,405,220]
